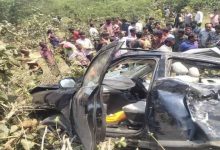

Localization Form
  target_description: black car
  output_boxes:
[31,41,220,150]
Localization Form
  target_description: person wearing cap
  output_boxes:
[157,37,175,52]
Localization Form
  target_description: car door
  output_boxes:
[70,41,123,150]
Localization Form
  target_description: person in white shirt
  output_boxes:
[194,8,203,25]
[89,23,99,40]
[76,32,94,50]
[135,20,143,32]
[164,8,170,18]
[157,37,175,52]
[127,21,136,37]
[76,32,94,60]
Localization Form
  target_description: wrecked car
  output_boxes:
[30,41,220,150]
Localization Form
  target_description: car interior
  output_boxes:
[101,59,156,132]
[170,59,220,85]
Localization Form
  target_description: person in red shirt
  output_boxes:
[68,28,80,42]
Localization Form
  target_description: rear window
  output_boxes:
[169,58,220,84]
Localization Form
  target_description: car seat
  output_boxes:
[172,62,200,83]
[122,101,146,125]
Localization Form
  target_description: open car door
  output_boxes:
[70,42,123,150]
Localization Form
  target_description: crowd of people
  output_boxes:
[39,8,220,67]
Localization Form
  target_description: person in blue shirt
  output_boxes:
[179,33,198,52]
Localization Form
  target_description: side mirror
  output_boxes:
[59,78,76,88]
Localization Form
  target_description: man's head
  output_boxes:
[153,30,163,41]
[130,28,136,36]
[188,33,198,42]
[47,29,53,35]
[185,27,192,36]
[136,32,143,39]
[164,37,175,47]
[131,21,136,26]
[90,23,94,27]
[79,32,86,39]
[68,28,74,33]
[106,19,111,25]
[101,32,110,40]
[205,23,213,31]
[143,26,149,33]
[148,17,155,23]
[162,28,170,36]
[177,29,185,37]
[121,19,127,23]
[154,22,161,30]
[215,25,220,34]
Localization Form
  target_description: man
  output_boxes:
[153,22,161,31]
[39,42,55,66]
[126,28,137,47]
[174,29,187,51]
[76,32,94,59]
[184,11,193,26]
[157,37,175,52]
[145,17,154,34]
[210,9,220,27]
[206,25,220,48]
[96,32,111,51]
[162,28,175,42]
[128,21,136,37]
[101,19,114,36]
[76,32,94,50]
[130,32,145,49]
[89,23,99,40]
[185,26,193,36]
[69,43,90,67]
[68,28,80,42]
[198,23,215,48]
[47,29,60,49]
[121,19,130,35]
[194,8,203,25]
[151,30,164,49]
[179,33,198,52]
[60,40,77,58]
[191,21,201,35]
[135,20,143,32]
